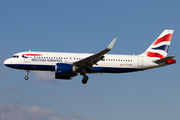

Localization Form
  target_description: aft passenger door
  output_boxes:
[138,57,143,67]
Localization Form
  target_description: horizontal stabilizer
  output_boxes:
[154,56,175,63]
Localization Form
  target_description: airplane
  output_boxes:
[4,30,176,84]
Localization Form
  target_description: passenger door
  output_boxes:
[24,50,31,63]
[138,57,143,67]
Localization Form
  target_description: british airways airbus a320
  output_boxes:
[4,30,176,84]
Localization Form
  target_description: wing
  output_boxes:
[73,38,117,69]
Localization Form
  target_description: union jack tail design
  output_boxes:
[143,30,174,59]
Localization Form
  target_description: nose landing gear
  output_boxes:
[25,70,29,80]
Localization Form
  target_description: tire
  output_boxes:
[82,79,87,84]
[82,75,89,84]
[25,76,28,80]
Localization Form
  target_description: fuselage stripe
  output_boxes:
[22,54,42,56]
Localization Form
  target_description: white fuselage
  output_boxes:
[4,51,163,73]
[3,30,176,84]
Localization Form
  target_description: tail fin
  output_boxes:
[142,30,174,58]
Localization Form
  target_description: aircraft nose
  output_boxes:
[4,58,16,69]
[4,59,8,66]
[4,59,11,66]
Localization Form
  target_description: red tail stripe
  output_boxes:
[153,34,173,45]
[22,54,42,56]
[146,51,165,59]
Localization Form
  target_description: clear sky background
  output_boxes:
[0,0,180,120]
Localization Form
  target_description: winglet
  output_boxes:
[107,38,117,50]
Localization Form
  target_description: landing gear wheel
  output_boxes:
[25,70,29,80]
[82,80,87,84]
[25,76,28,80]
[82,75,89,84]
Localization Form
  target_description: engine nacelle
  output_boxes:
[55,63,77,79]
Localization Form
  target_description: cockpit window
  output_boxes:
[12,55,19,58]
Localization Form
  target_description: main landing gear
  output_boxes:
[80,68,89,84]
[82,75,89,84]
[25,70,29,80]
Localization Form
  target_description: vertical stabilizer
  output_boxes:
[141,30,174,58]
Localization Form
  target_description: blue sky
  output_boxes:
[0,0,180,120]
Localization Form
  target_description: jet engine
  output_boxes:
[55,63,77,79]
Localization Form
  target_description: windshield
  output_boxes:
[11,55,19,58]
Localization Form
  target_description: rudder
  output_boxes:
[142,30,174,59]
